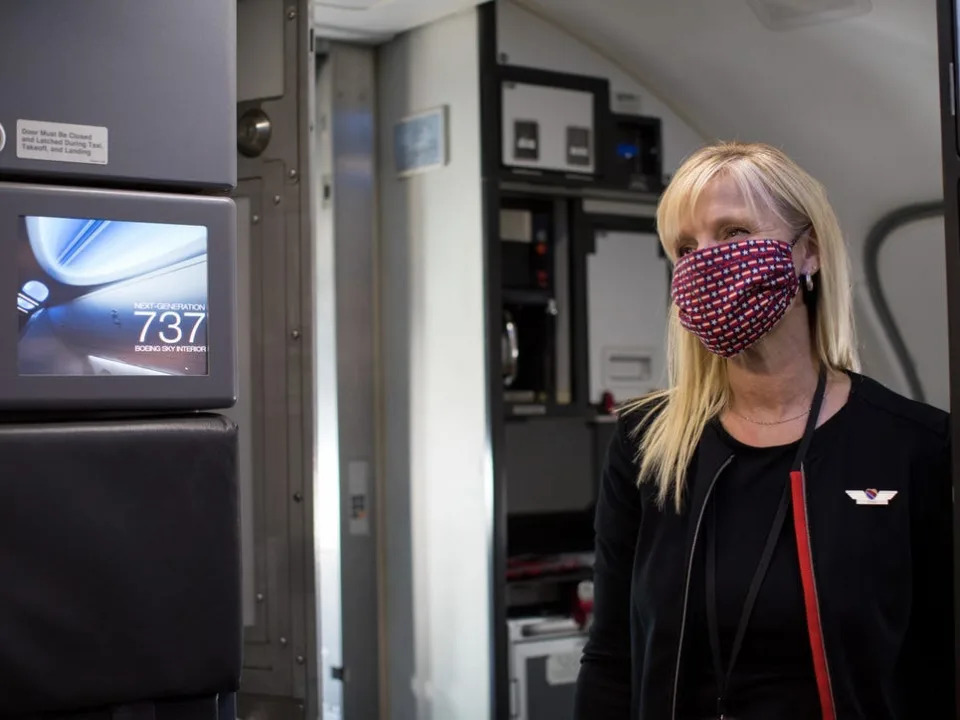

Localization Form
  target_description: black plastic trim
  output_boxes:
[934,0,960,707]
[478,4,509,720]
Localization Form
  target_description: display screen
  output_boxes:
[17,216,209,376]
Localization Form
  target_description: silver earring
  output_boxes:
[805,273,814,292]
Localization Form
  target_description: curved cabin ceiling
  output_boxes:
[516,0,941,247]
[514,0,944,391]
[313,0,947,394]
[313,0,942,248]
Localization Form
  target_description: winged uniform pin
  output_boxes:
[845,489,898,506]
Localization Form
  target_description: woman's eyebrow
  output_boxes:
[709,215,754,229]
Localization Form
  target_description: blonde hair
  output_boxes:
[629,141,859,511]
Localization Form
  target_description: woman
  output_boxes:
[573,142,953,720]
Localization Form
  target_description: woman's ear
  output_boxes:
[802,227,820,275]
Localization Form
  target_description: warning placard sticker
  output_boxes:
[17,119,108,165]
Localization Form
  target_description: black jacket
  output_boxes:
[574,373,954,719]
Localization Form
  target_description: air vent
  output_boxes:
[746,0,872,30]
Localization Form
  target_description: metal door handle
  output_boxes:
[503,312,518,387]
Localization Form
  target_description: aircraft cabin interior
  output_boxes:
[1,0,960,719]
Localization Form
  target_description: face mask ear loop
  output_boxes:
[790,224,816,288]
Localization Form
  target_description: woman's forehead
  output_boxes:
[678,175,776,234]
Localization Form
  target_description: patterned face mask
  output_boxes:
[670,236,800,357]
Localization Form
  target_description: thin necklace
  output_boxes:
[729,384,829,426]
[730,407,809,426]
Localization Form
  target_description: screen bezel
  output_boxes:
[0,182,236,410]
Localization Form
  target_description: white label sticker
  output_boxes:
[16,119,108,165]
[545,649,584,686]
[348,460,370,536]
[613,91,642,115]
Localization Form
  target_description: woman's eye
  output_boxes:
[724,227,750,239]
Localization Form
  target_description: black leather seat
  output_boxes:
[0,415,241,719]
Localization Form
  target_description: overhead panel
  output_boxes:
[0,0,236,188]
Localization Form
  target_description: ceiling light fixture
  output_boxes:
[314,0,393,10]
[746,0,872,30]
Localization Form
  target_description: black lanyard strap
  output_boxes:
[789,366,828,473]
[705,366,828,718]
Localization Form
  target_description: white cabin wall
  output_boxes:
[879,215,950,409]
[377,8,492,720]
[497,0,706,178]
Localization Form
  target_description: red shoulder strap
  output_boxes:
[791,469,836,720]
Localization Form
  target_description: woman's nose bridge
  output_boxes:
[696,233,721,251]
